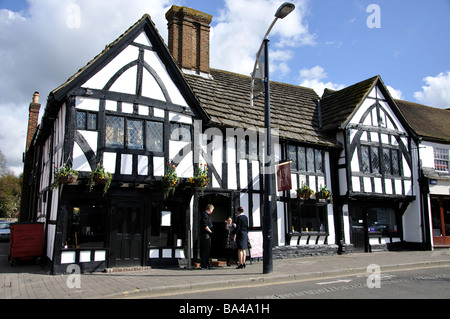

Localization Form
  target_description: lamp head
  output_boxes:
[275,2,295,19]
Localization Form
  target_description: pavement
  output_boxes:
[1,247,450,299]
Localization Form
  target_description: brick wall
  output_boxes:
[166,5,212,74]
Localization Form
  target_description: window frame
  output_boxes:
[288,144,324,174]
[76,110,98,131]
[289,200,328,235]
[105,114,164,153]
[434,148,449,172]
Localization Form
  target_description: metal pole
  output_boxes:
[263,38,273,274]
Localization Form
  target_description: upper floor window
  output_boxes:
[105,115,163,152]
[170,123,191,142]
[434,148,449,172]
[361,144,400,176]
[239,136,258,161]
[287,145,323,173]
[77,110,97,131]
[361,145,380,174]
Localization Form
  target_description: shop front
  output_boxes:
[53,185,190,273]
[430,195,450,247]
[349,201,403,252]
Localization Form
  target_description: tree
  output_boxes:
[0,149,22,219]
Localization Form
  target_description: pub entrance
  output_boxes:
[198,193,233,261]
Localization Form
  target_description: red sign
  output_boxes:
[277,162,292,192]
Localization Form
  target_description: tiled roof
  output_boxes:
[184,69,337,148]
[395,99,450,143]
[320,76,379,131]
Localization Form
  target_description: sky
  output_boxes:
[0,0,449,175]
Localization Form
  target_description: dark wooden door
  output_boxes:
[110,201,144,267]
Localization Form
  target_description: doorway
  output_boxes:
[198,193,233,259]
[110,201,144,267]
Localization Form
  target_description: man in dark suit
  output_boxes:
[200,204,214,269]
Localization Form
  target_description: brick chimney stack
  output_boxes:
[166,5,212,75]
[26,91,41,150]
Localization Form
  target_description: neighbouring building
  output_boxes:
[20,5,449,274]
[396,100,450,249]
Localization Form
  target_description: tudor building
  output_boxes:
[20,5,444,274]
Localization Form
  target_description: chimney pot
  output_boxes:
[26,91,41,150]
[32,91,39,104]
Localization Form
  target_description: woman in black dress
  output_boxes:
[233,206,249,269]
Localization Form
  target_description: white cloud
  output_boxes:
[0,0,174,175]
[298,66,345,96]
[414,71,450,109]
[386,86,403,100]
[210,0,315,77]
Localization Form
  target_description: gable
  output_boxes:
[80,30,188,107]
[48,14,207,118]
[36,14,208,145]
[349,83,408,135]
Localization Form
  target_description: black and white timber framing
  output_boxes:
[20,9,444,274]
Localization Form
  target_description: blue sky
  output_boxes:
[0,0,449,174]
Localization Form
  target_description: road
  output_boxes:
[127,265,450,299]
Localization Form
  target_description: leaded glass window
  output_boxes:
[146,121,163,152]
[361,145,370,173]
[106,116,124,148]
[77,111,97,131]
[298,147,306,171]
[170,123,191,142]
[127,119,144,149]
[371,147,380,173]
[383,148,391,175]
[306,148,315,172]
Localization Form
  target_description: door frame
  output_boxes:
[109,200,145,268]
[431,195,450,247]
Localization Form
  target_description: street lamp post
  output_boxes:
[251,2,295,275]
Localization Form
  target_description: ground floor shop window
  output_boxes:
[431,196,450,238]
[290,201,327,233]
[148,201,185,247]
[64,200,106,248]
[351,204,400,245]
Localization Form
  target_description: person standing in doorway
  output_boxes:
[200,204,214,269]
[233,206,249,269]
[223,217,236,266]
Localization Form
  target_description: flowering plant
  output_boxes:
[296,182,313,199]
[52,164,79,189]
[189,163,210,196]
[162,162,179,199]
[316,184,330,200]
[89,163,112,194]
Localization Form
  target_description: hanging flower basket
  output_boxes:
[315,184,330,200]
[162,162,179,200]
[59,174,78,184]
[296,182,313,199]
[89,163,112,194]
[52,164,79,189]
[189,164,210,196]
